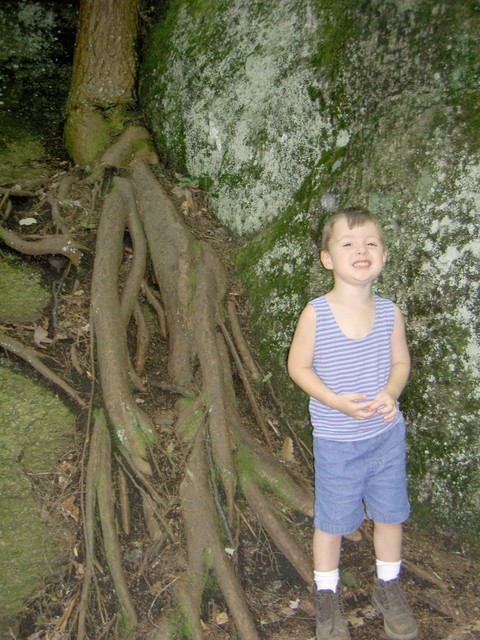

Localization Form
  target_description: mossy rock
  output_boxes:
[0,259,51,324]
[0,364,74,637]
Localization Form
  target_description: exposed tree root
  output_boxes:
[95,412,138,629]
[90,176,156,475]
[0,330,87,407]
[2,126,317,638]
[227,299,263,384]
[177,436,261,640]
[0,223,82,265]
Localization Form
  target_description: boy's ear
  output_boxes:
[383,248,388,265]
[320,250,333,270]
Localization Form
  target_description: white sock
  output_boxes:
[376,559,401,582]
[314,568,340,592]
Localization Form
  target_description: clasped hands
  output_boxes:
[334,389,398,422]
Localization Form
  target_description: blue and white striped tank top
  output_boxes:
[308,294,402,441]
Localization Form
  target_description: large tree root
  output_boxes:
[127,157,313,636]
[0,127,316,638]
[176,436,261,640]
[90,177,156,475]
[0,223,82,266]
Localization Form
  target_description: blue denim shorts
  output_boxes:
[313,419,410,535]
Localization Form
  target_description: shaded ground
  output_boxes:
[1,161,480,640]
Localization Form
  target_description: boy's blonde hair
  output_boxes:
[321,207,385,251]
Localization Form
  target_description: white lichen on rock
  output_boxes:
[144,0,335,235]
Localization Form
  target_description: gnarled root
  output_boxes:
[0,223,82,266]
[177,435,261,640]
[91,176,156,475]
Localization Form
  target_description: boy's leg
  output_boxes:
[312,529,350,640]
[314,528,342,572]
[372,521,418,640]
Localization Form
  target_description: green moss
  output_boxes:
[0,364,74,633]
[236,442,305,510]
[0,131,48,179]
[0,258,51,323]
[177,405,205,443]
[170,601,195,639]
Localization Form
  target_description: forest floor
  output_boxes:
[2,158,480,640]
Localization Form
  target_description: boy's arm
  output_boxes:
[369,304,410,421]
[287,304,373,419]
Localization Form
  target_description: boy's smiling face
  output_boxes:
[320,216,387,285]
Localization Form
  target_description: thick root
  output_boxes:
[0,224,82,265]
[133,159,237,520]
[241,476,312,583]
[91,177,156,473]
[131,158,195,387]
[179,437,261,640]
[95,411,138,628]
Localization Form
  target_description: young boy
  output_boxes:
[287,207,418,640]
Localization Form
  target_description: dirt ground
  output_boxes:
[2,161,480,640]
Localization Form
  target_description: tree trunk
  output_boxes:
[64,0,140,164]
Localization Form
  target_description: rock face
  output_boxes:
[141,1,479,539]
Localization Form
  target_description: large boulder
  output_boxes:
[140,1,479,541]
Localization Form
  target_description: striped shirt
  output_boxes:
[308,294,402,441]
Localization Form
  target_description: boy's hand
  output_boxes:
[334,393,376,420]
[368,389,398,422]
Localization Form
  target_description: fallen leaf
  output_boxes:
[33,324,52,348]
[19,217,37,226]
[281,437,294,461]
[216,611,229,626]
[341,570,358,587]
[344,529,362,542]
[62,495,79,521]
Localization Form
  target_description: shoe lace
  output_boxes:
[378,580,409,612]
[315,590,343,630]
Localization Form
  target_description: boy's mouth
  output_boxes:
[353,260,370,268]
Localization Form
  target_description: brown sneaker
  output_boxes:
[313,584,351,640]
[372,577,418,640]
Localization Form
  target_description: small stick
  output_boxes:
[227,299,262,382]
[220,320,272,447]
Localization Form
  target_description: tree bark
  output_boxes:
[64,0,140,163]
